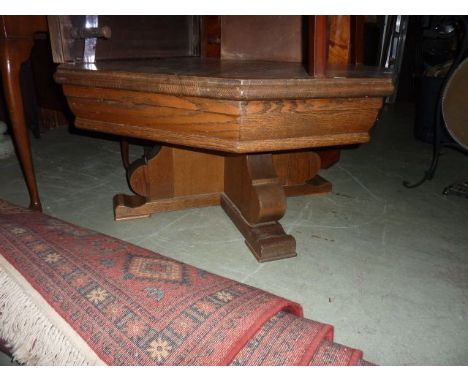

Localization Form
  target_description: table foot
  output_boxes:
[221,194,296,262]
[224,153,297,262]
[114,193,220,221]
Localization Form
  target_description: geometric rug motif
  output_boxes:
[124,254,190,285]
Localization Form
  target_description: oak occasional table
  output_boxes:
[54,57,393,262]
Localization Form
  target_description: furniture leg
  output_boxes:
[222,153,296,262]
[0,39,42,211]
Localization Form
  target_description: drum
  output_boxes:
[442,57,468,151]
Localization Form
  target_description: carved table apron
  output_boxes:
[55,58,394,262]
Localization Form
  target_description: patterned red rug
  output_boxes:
[0,199,373,365]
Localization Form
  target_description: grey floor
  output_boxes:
[0,102,467,366]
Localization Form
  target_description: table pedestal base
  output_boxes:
[113,144,331,261]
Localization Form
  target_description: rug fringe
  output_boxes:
[0,266,97,365]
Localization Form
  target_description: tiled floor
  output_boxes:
[0,102,467,365]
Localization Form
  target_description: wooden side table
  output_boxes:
[0,15,47,211]
[55,59,393,262]
[50,16,394,262]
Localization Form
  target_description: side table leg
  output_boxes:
[0,39,42,211]
[222,153,296,262]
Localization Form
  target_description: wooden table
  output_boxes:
[43,15,395,262]
[54,58,393,262]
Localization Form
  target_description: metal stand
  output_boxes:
[403,17,468,189]
[403,97,444,188]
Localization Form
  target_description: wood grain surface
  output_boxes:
[62,75,386,154]
[55,58,394,100]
